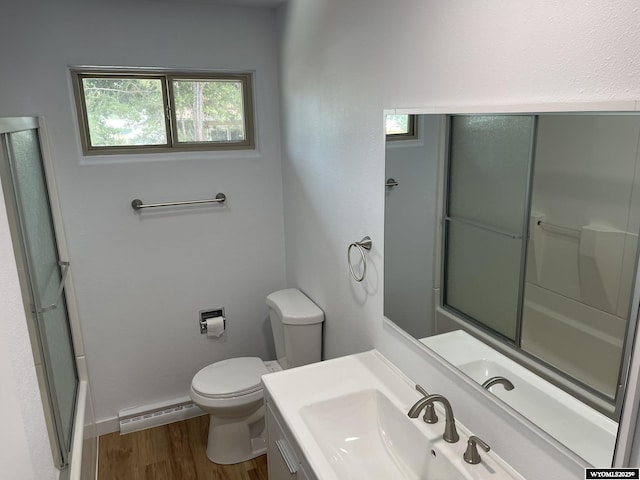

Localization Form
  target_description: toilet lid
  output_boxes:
[192,357,269,398]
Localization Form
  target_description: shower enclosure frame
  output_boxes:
[0,116,84,470]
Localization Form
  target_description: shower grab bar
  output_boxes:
[444,216,523,240]
[37,261,70,314]
[131,193,226,210]
[536,220,581,239]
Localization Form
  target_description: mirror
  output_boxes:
[384,113,640,467]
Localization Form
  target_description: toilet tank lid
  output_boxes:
[266,288,324,325]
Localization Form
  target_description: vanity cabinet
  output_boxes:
[265,395,317,480]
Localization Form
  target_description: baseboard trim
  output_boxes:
[96,417,120,436]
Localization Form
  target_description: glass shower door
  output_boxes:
[1,120,78,467]
[443,115,536,341]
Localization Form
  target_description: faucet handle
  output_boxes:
[414,384,438,424]
[463,435,491,465]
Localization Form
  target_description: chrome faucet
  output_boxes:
[408,393,459,443]
[408,384,438,423]
[481,376,515,391]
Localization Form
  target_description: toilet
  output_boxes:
[189,288,324,464]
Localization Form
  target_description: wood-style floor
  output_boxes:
[98,415,268,480]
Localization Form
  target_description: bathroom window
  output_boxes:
[71,69,255,155]
[385,114,418,141]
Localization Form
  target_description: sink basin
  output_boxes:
[301,389,465,480]
[262,350,526,480]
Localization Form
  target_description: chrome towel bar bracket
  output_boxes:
[348,236,372,282]
[131,193,226,210]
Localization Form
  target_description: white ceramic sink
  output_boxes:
[262,350,526,480]
[301,389,467,480]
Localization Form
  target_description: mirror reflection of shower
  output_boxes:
[521,115,640,403]
[384,113,640,416]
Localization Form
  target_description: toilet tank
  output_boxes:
[266,288,324,369]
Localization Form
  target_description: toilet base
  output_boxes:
[205,405,267,464]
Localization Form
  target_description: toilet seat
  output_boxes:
[192,357,268,399]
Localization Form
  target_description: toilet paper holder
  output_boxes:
[199,308,226,334]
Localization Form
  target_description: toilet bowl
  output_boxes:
[190,357,281,464]
[190,288,324,464]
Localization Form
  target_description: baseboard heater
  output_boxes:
[118,396,205,435]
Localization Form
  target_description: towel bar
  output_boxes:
[131,193,226,210]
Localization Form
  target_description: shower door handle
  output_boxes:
[36,261,70,314]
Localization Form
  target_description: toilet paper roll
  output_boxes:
[206,317,225,338]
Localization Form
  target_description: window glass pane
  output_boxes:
[81,77,167,147]
[173,79,246,143]
[385,114,411,135]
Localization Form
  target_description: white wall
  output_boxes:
[0,0,285,429]
[278,0,640,477]
[0,184,57,479]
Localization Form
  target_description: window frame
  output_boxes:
[71,69,255,156]
[385,114,418,141]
